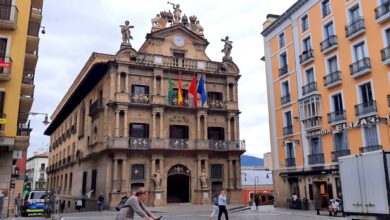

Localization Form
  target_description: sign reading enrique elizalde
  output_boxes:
[306,115,388,137]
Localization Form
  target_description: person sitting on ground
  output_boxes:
[328,198,340,216]
[115,187,159,220]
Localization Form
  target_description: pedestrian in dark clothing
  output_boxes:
[218,190,229,220]
[97,194,104,212]
[60,200,65,213]
[254,194,260,211]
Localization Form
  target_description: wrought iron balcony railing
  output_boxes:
[299,49,314,64]
[322,5,331,17]
[381,46,390,63]
[285,157,296,167]
[130,93,151,104]
[129,137,151,149]
[169,138,189,149]
[360,145,382,153]
[167,96,190,107]
[207,99,226,109]
[89,98,103,117]
[17,121,31,136]
[354,100,377,116]
[323,71,341,87]
[302,82,317,96]
[331,149,350,162]
[0,56,12,76]
[349,57,371,77]
[281,93,291,105]
[283,125,293,136]
[0,4,18,24]
[375,0,390,20]
[327,110,346,124]
[320,35,338,53]
[308,153,324,164]
[278,65,288,76]
[345,17,365,39]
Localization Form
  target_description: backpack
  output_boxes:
[213,197,218,205]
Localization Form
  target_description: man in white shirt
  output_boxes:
[217,190,229,220]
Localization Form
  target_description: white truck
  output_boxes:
[339,150,390,220]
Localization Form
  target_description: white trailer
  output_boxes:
[339,150,390,219]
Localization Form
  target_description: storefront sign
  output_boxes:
[0,118,6,124]
[306,115,387,137]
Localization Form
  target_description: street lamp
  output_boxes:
[29,112,50,125]
[266,172,272,179]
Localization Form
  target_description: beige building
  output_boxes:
[44,8,245,210]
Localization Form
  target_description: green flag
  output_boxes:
[168,77,174,104]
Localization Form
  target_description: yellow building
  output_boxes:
[0,0,43,216]
[262,0,390,210]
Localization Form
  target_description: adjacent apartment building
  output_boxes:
[44,6,244,210]
[26,151,48,191]
[262,0,390,209]
[0,0,44,216]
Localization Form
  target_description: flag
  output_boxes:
[168,77,174,104]
[178,73,183,106]
[188,74,197,107]
[197,75,207,107]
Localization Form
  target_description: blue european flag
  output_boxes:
[197,75,207,107]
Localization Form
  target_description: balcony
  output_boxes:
[299,49,314,65]
[0,57,12,81]
[135,53,224,73]
[21,75,35,97]
[285,158,296,167]
[331,149,350,162]
[360,145,382,153]
[345,17,365,40]
[167,96,190,107]
[129,137,150,149]
[283,125,293,136]
[278,65,288,77]
[31,0,43,10]
[320,35,338,54]
[354,100,377,117]
[302,116,322,131]
[349,57,371,78]
[327,110,346,125]
[130,93,151,105]
[19,95,34,114]
[89,98,103,117]
[169,138,189,149]
[0,4,18,29]
[281,94,291,105]
[302,82,317,96]
[323,71,342,88]
[207,99,226,110]
[375,0,390,23]
[381,46,390,65]
[308,153,324,165]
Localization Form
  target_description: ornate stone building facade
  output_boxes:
[44,6,245,209]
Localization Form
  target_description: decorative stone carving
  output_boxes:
[181,14,188,26]
[153,170,162,188]
[200,169,208,188]
[196,20,204,36]
[151,14,161,27]
[120,20,134,46]
[169,116,189,123]
[167,2,182,24]
[221,36,233,61]
[189,15,198,32]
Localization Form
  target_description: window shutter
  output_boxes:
[129,123,133,137]
[145,124,149,137]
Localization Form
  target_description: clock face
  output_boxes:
[173,35,185,47]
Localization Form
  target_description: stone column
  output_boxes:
[233,84,236,101]
[121,158,128,191]
[203,116,207,140]
[197,159,202,189]
[117,73,121,93]
[112,159,118,192]
[151,159,156,175]
[197,115,200,139]
[228,160,233,189]
[125,73,129,93]
[226,83,230,101]
[110,71,115,100]
[159,112,164,138]
[115,110,120,137]
[152,112,156,138]
[153,76,157,95]
[233,116,238,141]
[124,110,128,137]
[227,117,231,141]
[235,159,241,189]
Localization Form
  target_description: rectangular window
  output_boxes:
[349,5,360,22]
[40,163,45,170]
[173,88,188,99]
[354,42,366,61]
[286,142,294,158]
[363,124,379,146]
[310,136,322,154]
[324,21,334,38]
[322,0,331,17]
[207,92,223,100]
[281,81,289,96]
[327,56,338,73]
[303,37,312,51]
[91,169,97,194]
[284,111,292,126]
[208,127,224,140]
[169,125,189,139]
[210,164,223,180]
[131,164,145,180]
[129,123,149,138]
[386,28,390,46]
[305,68,315,83]
[299,96,322,120]
[82,171,87,195]
[332,93,343,112]
[359,82,373,103]
[279,52,287,67]
[301,15,309,32]
[279,32,285,48]
[131,85,149,95]
[333,131,348,151]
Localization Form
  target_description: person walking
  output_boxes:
[209,194,219,220]
[14,193,23,217]
[254,194,260,211]
[97,194,104,212]
[75,198,83,212]
[60,200,65,213]
[115,187,159,220]
[217,190,229,220]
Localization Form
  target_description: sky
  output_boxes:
[28,0,297,158]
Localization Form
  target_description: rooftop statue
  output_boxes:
[221,36,233,61]
[151,14,161,27]
[167,1,182,24]
[120,20,134,46]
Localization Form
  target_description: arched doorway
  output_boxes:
[167,165,191,203]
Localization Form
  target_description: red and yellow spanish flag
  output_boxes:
[178,72,183,106]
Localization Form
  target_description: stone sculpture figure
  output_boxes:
[120,20,134,45]
[221,36,233,61]
[151,14,161,27]
[153,170,162,188]
[196,20,204,36]
[168,2,182,24]
[200,169,208,188]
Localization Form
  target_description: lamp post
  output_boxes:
[29,112,50,125]
[254,176,259,195]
